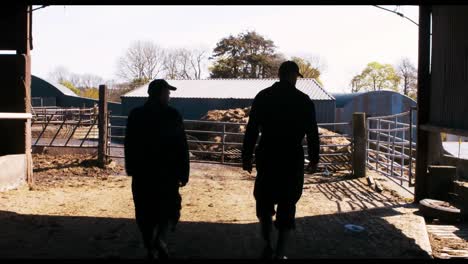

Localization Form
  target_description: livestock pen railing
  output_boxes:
[366,108,417,191]
[106,116,353,172]
[31,107,99,148]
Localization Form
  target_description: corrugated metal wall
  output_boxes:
[313,100,336,124]
[121,97,336,123]
[170,98,253,120]
[334,91,417,135]
[430,6,468,131]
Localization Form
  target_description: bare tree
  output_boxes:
[396,57,417,98]
[117,40,166,83]
[48,66,70,83]
[163,47,209,79]
[177,48,192,79]
[69,73,83,88]
[164,49,182,79]
[188,48,208,79]
[80,74,104,89]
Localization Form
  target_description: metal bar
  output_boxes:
[372,118,413,126]
[221,123,225,164]
[34,113,55,146]
[317,152,352,157]
[33,144,97,148]
[223,142,243,146]
[366,118,370,165]
[108,145,125,149]
[391,116,397,183]
[109,135,126,139]
[106,155,125,159]
[185,129,224,135]
[409,107,414,186]
[303,144,352,148]
[401,122,405,183]
[32,120,95,125]
[319,135,351,138]
[367,111,410,120]
[316,162,352,166]
[368,156,411,171]
[190,150,222,154]
[386,122,391,176]
[376,119,381,171]
[368,130,416,146]
[187,140,222,145]
[367,149,415,160]
[316,122,350,126]
[107,113,112,157]
[371,166,410,182]
[79,117,98,147]
[64,114,82,146]
[185,119,351,127]
[367,139,414,146]
[48,118,67,147]
[368,127,411,132]
[368,140,415,158]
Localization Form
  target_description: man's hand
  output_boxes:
[242,160,253,174]
[306,162,318,174]
[179,180,187,187]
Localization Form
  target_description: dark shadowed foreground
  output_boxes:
[0,157,432,258]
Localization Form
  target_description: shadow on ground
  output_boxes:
[0,206,430,259]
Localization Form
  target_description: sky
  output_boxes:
[30,5,419,93]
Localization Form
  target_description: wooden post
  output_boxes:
[352,112,367,178]
[415,5,432,202]
[98,84,108,167]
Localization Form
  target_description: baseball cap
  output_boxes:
[147,79,177,96]
[278,61,304,78]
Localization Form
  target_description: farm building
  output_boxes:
[121,78,336,123]
[333,90,417,135]
[31,75,122,115]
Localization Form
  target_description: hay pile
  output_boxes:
[187,107,351,162]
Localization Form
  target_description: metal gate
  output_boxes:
[31,107,99,148]
[107,115,353,172]
[366,108,417,191]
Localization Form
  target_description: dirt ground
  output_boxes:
[429,233,468,258]
[0,154,434,259]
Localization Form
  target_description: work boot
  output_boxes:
[275,229,291,259]
[274,254,288,259]
[156,242,169,260]
[154,221,170,259]
[261,245,274,259]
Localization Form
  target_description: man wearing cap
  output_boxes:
[242,61,320,259]
[124,79,189,259]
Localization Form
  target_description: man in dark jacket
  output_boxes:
[124,79,190,259]
[242,61,320,259]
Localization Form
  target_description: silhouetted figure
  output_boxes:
[242,61,320,259]
[124,79,189,259]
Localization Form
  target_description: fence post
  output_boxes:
[409,107,414,186]
[221,123,225,164]
[98,84,108,167]
[352,112,366,178]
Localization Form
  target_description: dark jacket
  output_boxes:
[124,101,190,185]
[242,81,320,202]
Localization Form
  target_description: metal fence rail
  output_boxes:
[366,108,417,190]
[107,116,353,172]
